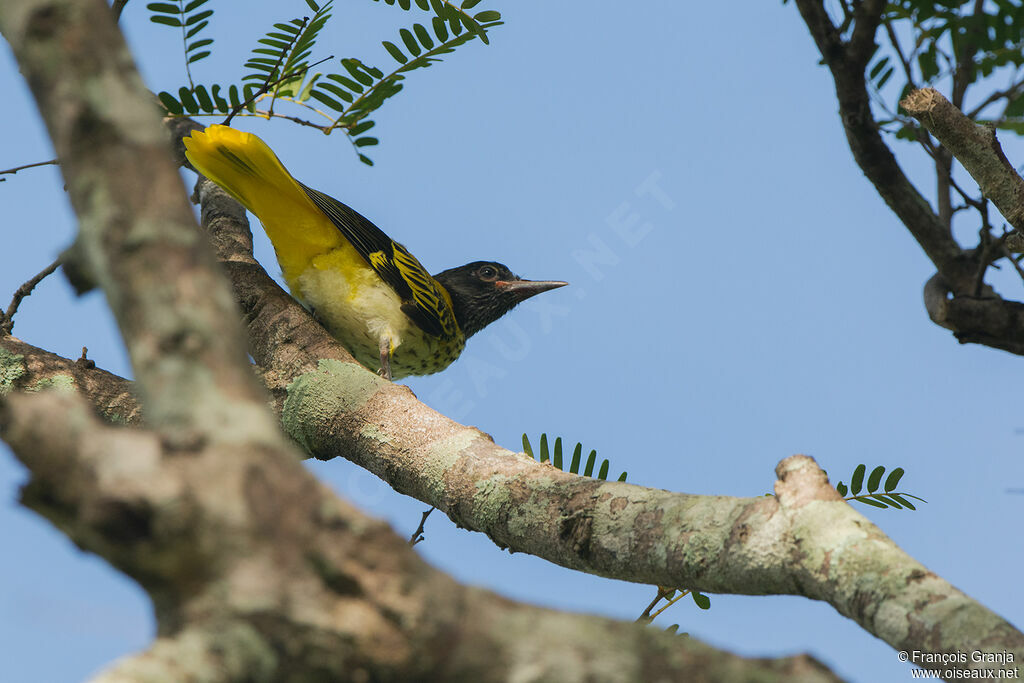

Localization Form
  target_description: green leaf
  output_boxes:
[462,0,483,8]
[883,467,904,492]
[692,592,711,609]
[146,2,179,14]
[617,471,627,482]
[889,493,917,510]
[553,437,563,470]
[856,496,888,509]
[460,12,487,43]
[258,38,291,49]
[416,0,430,9]
[474,9,500,21]
[583,450,597,477]
[869,56,889,80]
[569,443,582,474]
[310,89,348,112]
[342,59,375,86]
[188,50,211,64]
[193,85,213,112]
[184,0,211,12]
[354,137,379,147]
[185,20,208,38]
[187,38,214,53]
[210,84,229,112]
[873,494,901,509]
[150,15,182,27]
[327,73,364,93]
[383,41,407,64]
[305,0,320,10]
[597,460,610,480]
[866,466,885,493]
[157,91,184,115]
[186,9,213,25]
[318,82,353,103]
[850,464,866,495]
[177,86,200,114]
[1006,95,1024,118]
[539,433,549,463]
[432,16,449,41]
[836,482,848,497]
[400,28,422,56]
[876,66,894,89]
[522,434,533,459]
[349,120,375,135]
[398,0,411,9]
[358,154,374,166]
[414,23,434,49]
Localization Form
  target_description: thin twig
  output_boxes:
[648,589,691,621]
[221,55,333,126]
[1,258,61,334]
[635,586,675,624]
[408,507,434,546]
[0,158,58,181]
[1002,245,1024,284]
[884,19,917,92]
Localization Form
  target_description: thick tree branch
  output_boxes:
[2,389,839,683]
[0,335,140,424]
[793,0,976,292]
[923,274,1024,353]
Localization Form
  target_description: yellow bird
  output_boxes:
[183,125,567,379]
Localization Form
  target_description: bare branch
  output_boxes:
[0,157,57,180]
[0,258,60,333]
[902,88,1024,236]
[793,0,976,292]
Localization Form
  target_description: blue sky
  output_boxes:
[2,2,1022,681]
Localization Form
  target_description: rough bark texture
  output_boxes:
[1,1,1023,682]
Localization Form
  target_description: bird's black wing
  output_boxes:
[300,184,458,339]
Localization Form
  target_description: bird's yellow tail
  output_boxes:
[183,125,344,280]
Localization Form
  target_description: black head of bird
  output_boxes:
[434,261,567,339]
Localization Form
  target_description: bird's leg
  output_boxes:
[378,338,393,381]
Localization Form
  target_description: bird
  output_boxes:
[183,125,567,380]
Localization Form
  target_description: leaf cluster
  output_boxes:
[867,1,1024,138]
[834,464,927,510]
[150,0,502,165]
[521,434,627,483]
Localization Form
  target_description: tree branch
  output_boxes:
[1,388,840,683]
[901,88,1024,236]
[792,0,976,293]
[0,335,141,424]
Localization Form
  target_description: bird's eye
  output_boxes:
[478,265,498,280]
